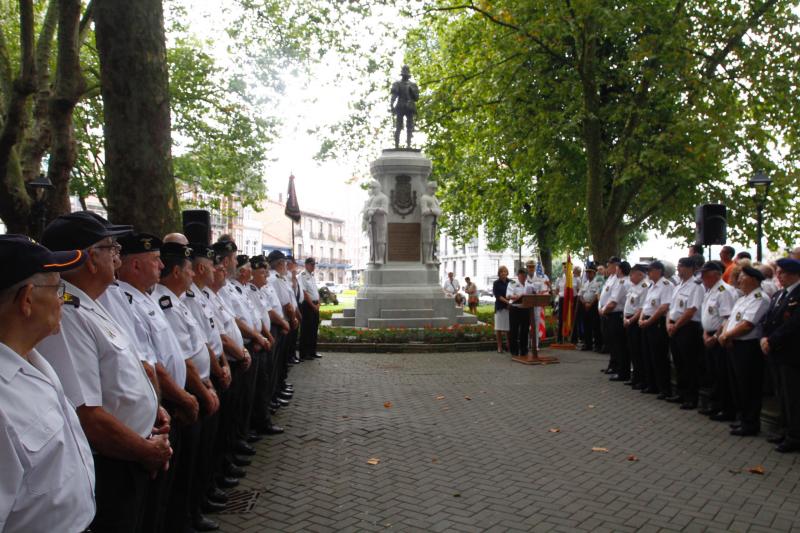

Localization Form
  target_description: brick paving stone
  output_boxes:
[218,349,800,532]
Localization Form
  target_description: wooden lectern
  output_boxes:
[512,294,559,365]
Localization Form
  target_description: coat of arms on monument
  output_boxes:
[390,175,417,218]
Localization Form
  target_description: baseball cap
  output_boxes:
[0,235,86,290]
[42,211,132,251]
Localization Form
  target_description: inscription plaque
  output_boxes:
[387,222,421,262]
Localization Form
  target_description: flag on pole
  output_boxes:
[535,261,547,341]
[284,174,301,222]
[561,253,575,340]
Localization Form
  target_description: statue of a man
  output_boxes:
[362,180,389,264]
[419,180,442,265]
[390,65,419,149]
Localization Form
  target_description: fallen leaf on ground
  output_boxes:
[441,407,449,411]
[548,428,561,433]
[587,404,595,409]
[435,395,445,400]
[464,396,472,401]
[341,415,349,419]
[592,447,609,453]
[453,493,461,497]
[747,465,765,475]
[384,401,392,408]
[431,458,438,463]
[627,455,638,462]
[367,458,380,465]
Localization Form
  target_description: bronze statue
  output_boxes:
[390,65,419,149]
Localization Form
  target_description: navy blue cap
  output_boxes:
[776,258,800,273]
[607,256,622,265]
[160,242,192,258]
[677,257,694,268]
[648,260,665,272]
[84,211,133,234]
[236,254,250,268]
[118,233,161,255]
[267,250,286,264]
[631,263,649,274]
[584,262,597,271]
[699,261,723,273]
[42,211,132,251]
[0,235,86,290]
[212,240,237,256]
[741,265,765,282]
[250,255,268,269]
[189,243,215,261]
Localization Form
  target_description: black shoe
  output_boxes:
[709,411,736,422]
[234,440,256,456]
[775,441,800,453]
[276,397,290,407]
[729,421,742,429]
[679,402,698,410]
[284,383,293,389]
[656,393,668,400]
[311,353,323,359]
[269,400,281,410]
[288,357,299,365]
[193,515,220,531]
[698,407,716,416]
[609,375,627,382]
[730,427,759,437]
[264,424,284,435]
[665,395,683,404]
[642,388,659,394]
[231,454,252,467]
[207,488,229,504]
[203,499,227,513]
[226,464,246,478]
[631,383,644,390]
[623,381,634,386]
[278,391,293,400]
[767,434,785,444]
[247,432,262,444]
[217,476,239,489]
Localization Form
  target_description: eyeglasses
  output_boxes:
[32,281,66,298]
[92,243,122,254]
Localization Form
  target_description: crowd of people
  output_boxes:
[0,211,324,532]
[492,245,800,451]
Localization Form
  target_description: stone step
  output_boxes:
[342,308,355,318]
[330,315,355,327]
[380,308,434,319]
[367,317,451,329]
[457,314,479,325]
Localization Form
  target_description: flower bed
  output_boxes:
[318,323,495,344]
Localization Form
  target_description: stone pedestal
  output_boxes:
[337,149,477,329]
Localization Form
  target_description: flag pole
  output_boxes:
[292,220,295,257]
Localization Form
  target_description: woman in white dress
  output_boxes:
[493,266,511,353]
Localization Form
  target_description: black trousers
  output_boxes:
[90,455,150,533]
[280,327,298,390]
[582,304,599,350]
[767,355,788,438]
[670,321,703,403]
[251,343,276,430]
[773,361,800,445]
[193,409,219,519]
[705,338,735,415]
[557,296,565,342]
[165,418,201,532]
[236,344,260,440]
[643,316,671,394]
[607,312,629,378]
[728,339,764,431]
[142,412,181,533]
[571,298,582,343]
[213,369,235,480]
[508,306,530,356]
[299,301,320,358]
[626,319,645,386]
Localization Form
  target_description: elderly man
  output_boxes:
[578,263,602,351]
[761,258,800,452]
[623,264,650,389]
[443,271,460,297]
[36,212,171,533]
[598,257,621,369]
[299,257,322,360]
[0,235,96,532]
[638,261,674,398]
[719,266,770,436]
[601,260,630,381]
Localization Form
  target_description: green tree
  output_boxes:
[403,0,800,261]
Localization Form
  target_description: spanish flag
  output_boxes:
[561,253,575,340]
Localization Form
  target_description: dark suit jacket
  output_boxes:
[763,284,800,365]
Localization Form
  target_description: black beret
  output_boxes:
[190,243,216,261]
[160,242,192,258]
[212,240,237,255]
[42,211,132,251]
[118,233,161,255]
[776,258,800,274]
[631,263,649,274]
[584,262,597,272]
[250,255,268,269]
[741,265,765,282]
[236,254,250,268]
[618,261,631,275]
[305,257,316,265]
[607,256,622,265]
[267,250,286,264]
[677,257,694,268]
[648,260,665,272]
[699,261,723,273]
[0,235,86,290]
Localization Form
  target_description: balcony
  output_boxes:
[294,228,303,237]
[316,256,352,269]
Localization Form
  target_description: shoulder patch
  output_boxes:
[249,284,257,291]
[663,280,671,286]
[159,295,172,309]
[185,289,195,298]
[202,289,210,298]
[754,291,762,299]
[718,285,726,292]
[124,291,133,304]
[641,282,647,288]
[235,285,242,294]
[111,281,119,287]
[63,292,80,308]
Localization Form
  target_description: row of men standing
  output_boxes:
[0,210,323,532]
[591,254,800,451]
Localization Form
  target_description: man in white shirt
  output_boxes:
[718,266,770,436]
[666,257,706,409]
[623,264,651,389]
[638,260,674,398]
[0,235,96,533]
[578,263,602,351]
[37,212,170,533]
[443,272,460,297]
[602,260,630,381]
[598,257,621,371]
[506,268,533,356]
[299,257,322,361]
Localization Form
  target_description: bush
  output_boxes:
[318,324,495,344]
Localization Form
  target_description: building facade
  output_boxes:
[438,226,518,291]
[294,210,350,284]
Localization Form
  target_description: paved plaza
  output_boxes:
[218,349,800,532]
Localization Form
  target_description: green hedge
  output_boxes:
[319,324,495,344]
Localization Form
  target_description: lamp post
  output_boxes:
[747,170,772,262]
[25,173,54,239]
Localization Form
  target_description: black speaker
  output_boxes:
[695,204,727,246]
[182,209,211,245]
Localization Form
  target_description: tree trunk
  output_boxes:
[93,0,179,234]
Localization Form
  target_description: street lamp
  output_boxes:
[26,173,54,239]
[747,170,772,262]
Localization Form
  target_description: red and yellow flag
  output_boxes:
[561,254,575,339]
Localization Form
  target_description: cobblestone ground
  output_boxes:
[218,349,800,533]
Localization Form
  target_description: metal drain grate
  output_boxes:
[219,489,260,514]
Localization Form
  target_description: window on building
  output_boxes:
[310,245,314,256]
[329,247,334,261]
[328,271,334,282]
[443,237,448,255]
[338,248,343,259]
[297,244,303,257]
[461,260,466,276]
[473,259,477,277]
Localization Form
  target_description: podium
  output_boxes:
[512,294,559,365]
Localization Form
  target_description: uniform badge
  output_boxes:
[125,292,133,304]
[235,286,242,294]
[663,280,670,286]
[605,287,610,292]
[679,300,685,308]
[630,296,635,304]
[63,292,80,308]
[142,238,152,250]
[718,285,725,292]
[250,285,257,291]
[159,295,172,310]
[650,299,656,306]
[641,282,647,288]
[735,312,742,321]
[708,306,715,315]
[754,292,762,299]
[186,289,195,298]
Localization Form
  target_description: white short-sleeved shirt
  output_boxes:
[270,271,297,313]
[115,281,187,388]
[247,283,271,332]
[443,278,460,295]
[205,286,245,350]
[299,270,320,301]
[598,276,618,309]
[579,277,603,304]
[98,282,152,365]
[668,279,705,322]
[701,280,737,332]
[151,284,210,380]
[0,345,95,533]
[606,276,629,311]
[222,281,259,332]
[262,282,284,320]
[507,279,532,308]
[641,278,674,316]
[183,283,224,357]
[36,281,158,437]
[525,274,548,294]
[724,288,769,340]
[624,279,651,317]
